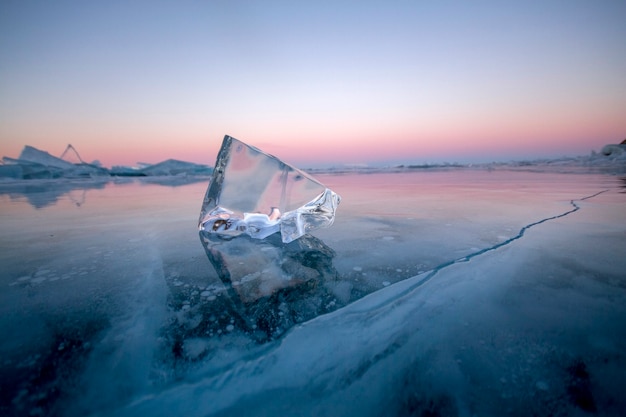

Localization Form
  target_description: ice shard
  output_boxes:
[198,136,341,243]
[199,230,338,305]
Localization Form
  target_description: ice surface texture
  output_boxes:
[198,136,341,243]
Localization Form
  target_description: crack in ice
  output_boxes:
[393,189,611,299]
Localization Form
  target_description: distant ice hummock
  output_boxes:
[198,136,341,243]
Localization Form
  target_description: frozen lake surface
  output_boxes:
[1,169,625,416]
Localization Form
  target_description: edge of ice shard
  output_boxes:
[198,136,341,243]
[280,188,340,243]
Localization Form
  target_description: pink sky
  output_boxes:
[1,117,623,169]
[2,104,622,168]
[1,2,624,168]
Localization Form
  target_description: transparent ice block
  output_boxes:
[198,136,341,243]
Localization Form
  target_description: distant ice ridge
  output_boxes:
[0,145,212,180]
[308,142,626,175]
[474,143,626,174]
[600,143,626,157]
[111,159,213,177]
[2,141,625,180]
[1,145,109,179]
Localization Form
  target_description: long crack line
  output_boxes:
[452,188,610,264]
[372,189,612,307]
[424,189,608,283]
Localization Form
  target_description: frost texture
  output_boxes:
[198,136,341,243]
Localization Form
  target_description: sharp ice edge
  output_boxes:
[114,189,611,417]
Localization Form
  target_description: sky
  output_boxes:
[1,1,625,168]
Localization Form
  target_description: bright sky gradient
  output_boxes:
[1,1,625,168]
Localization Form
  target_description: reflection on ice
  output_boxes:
[198,136,340,243]
[158,231,340,376]
[0,179,108,208]
[201,230,338,332]
[0,176,208,209]
[200,231,337,304]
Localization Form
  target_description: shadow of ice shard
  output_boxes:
[200,231,337,304]
[198,135,340,243]
[196,230,340,341]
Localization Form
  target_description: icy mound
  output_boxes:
[601,143,626,157]
[2,146,108,179]
[1,146,213,180]
[137,159,212,176]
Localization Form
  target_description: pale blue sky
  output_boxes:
[1,1,625,167]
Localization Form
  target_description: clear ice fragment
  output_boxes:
[198,136,341,243]
[199,231,338,304]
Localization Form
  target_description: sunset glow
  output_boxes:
[1,1,624,168]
